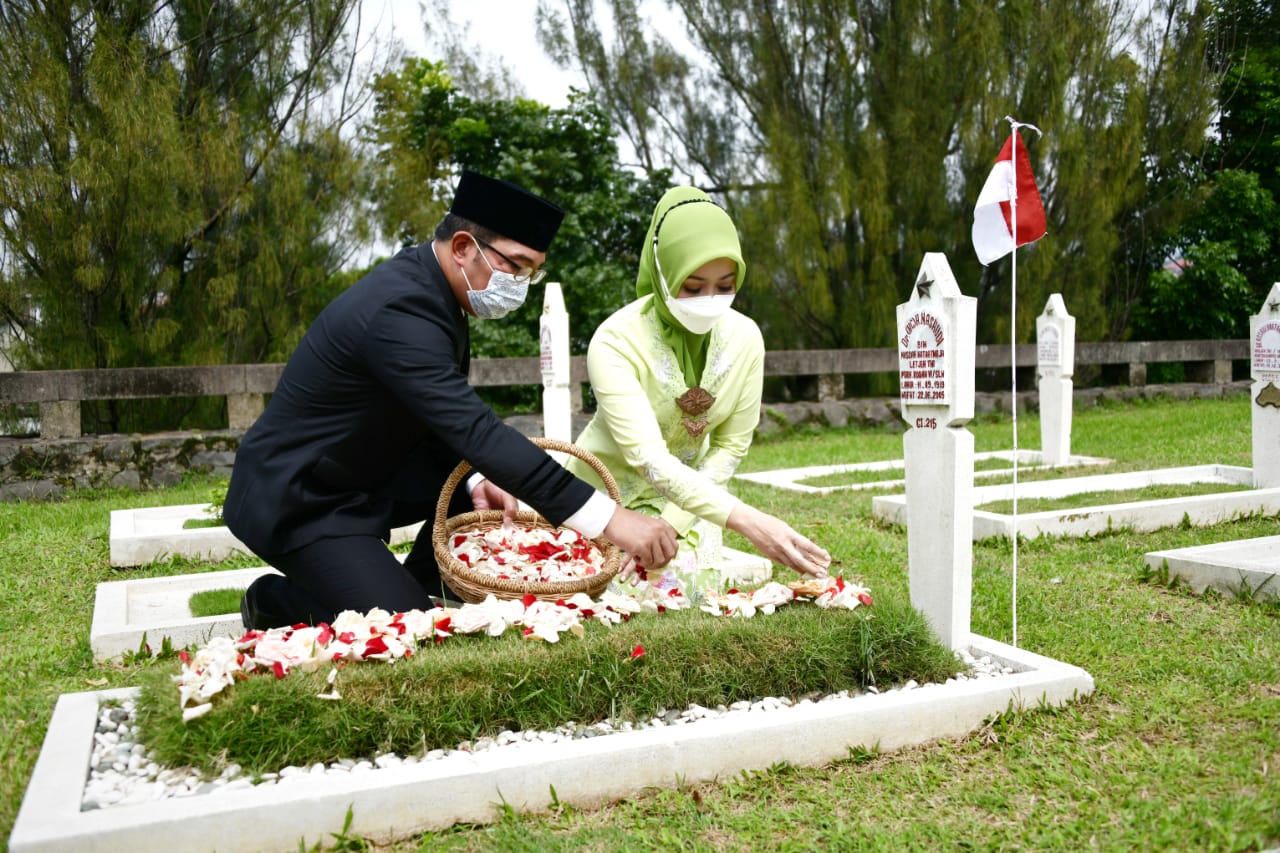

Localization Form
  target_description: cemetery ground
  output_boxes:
[1,394,1278,851]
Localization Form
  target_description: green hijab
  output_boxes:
[635,187,747,388]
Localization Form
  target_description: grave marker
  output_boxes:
[897,253,976,649]
[540,281,572,442]
[1251,282,1280,487]
[1036,294,1075,466]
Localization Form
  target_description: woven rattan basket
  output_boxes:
[432,438,623,603]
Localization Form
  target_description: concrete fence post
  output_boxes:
[38,401,80,438]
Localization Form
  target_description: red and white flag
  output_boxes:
[972,130,1047,265]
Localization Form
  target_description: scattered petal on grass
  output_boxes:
[182,703,213,722]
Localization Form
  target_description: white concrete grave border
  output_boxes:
[1144,535,1280,601]
[11,637,1093,853]
[734,449,1110,494]
[90,566,282,660]
[871,463,1280,540]
[109,504,424,567]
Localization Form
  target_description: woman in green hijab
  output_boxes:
[566,187,831,596]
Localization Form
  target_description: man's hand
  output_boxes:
[603,507,678,571]
[470,479,519,522]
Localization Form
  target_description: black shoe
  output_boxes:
[239,575,294,630]
[239,590,256,631]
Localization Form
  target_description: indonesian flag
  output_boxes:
[972,130,1047,265]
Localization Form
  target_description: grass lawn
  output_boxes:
[1,393,1277,851]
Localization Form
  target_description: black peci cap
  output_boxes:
[449,170,566,252]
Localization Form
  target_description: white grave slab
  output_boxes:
[714,547,773,585]
[1144,536,1280,600]
[10,638,1093,853]
[735,450,1110,494]
[90,566,282,660]
[108,504,423,567]
[872,464,1280,540]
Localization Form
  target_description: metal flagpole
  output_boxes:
[1002,115,1042,650]
[1006,116,1020,650]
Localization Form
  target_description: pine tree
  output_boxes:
[540,0,1220,359]
[0,1,372,430]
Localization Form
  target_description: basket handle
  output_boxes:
[434,437,623,533]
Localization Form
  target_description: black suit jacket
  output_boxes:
[223,242,595,557]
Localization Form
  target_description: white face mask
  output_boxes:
[660,288,736,334]
[461,237,529,320]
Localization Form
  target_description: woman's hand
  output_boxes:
[726,504,831,578]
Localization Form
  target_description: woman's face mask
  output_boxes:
[460,236,529,320]
[662,291,736,334]
[655,254,738,334]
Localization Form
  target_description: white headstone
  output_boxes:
[1250,282,1280,487]
[897,253,976,650]
[1036,294,1076,466]
[540,282,572,443]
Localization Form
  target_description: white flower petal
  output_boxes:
[182,703,213,722]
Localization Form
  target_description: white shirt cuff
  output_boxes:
[465,471,486,497]
[561,490,616,539]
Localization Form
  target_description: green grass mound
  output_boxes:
[133,599,958,776]
[188,588,244,617]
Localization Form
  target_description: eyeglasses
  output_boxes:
[473,236,548,284]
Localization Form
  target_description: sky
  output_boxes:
[356,0,587,108]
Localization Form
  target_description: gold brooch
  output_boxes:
[676,386,715,437]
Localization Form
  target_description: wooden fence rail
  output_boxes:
[0,339,1247,438]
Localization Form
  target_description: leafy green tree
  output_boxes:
[366,58,672,385]
[1135,168,1276,339]
[1130,0,1279,342]
[538,0,1220,360]
[0,1,372,431]
[1210,0,1280,306]
[1213,0,1280,202]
